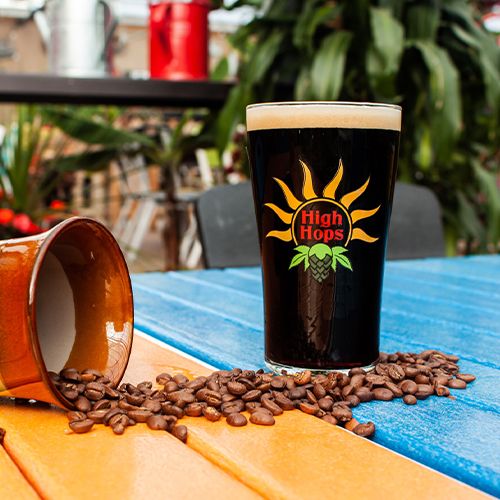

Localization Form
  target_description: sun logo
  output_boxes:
[265,159,380,283]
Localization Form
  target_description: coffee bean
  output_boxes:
[387,364,405,382]
[318,397,334,412]
[184,402,205,417]
[321,415,338,426]
[353,422,375,437]
[435,385,450,397]
[298,402,319,415]
[344,418,360,432]
[162,404,184,419]
[69,419,95,434]
[146,415,169,431]
[350,374,365,389]
[345,395,360,407]
[171,425,188,443]
[127,409,153,423]
[348,367,366,376]
[227,381,247,395]
[372,388,394,401]
[241,389,261,402]
[87,409,109,423]
[143,399,162,413]
[156,373,171,385]
[331,406,352,422]
[108,413,124,427]
[61,368,81,382]
[66,411,86,422]
[456,373,475,383]
[103,408,124,426]
[355,387,373,402]
[403,394,417,405]
[414,374,430,385]
[415,384,434,399]
[434,375,451,386]
[186,377,207,391]
[261,397,283,416]
[288,387,307,400]
[294,370,311,386]
[341,384,356,397]
[448,378,467,389]
[84,382,105,401]
[312,383,326,399]
[61,388,79,401]
[400,380,418,395]
[365,374,386,387]
[203,406,221,422]
[245,402,262,412]
[74,396,91,412]
[274,392,295,410]
[226,413,248,427]
[249,411,275,426]
[384,381,403,398]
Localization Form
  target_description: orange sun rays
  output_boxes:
[265,159,379,243]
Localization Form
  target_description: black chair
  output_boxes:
[196,181,444,268]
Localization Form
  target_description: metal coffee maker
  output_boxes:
[34,0,117,77]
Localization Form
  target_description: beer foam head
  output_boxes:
[246,102,401,132]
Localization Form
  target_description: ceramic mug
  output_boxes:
[0,217,134,409]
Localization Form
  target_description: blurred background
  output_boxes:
[0,0,498,272]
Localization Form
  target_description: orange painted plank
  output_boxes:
[0,446,39,500]
[128,334,488,500]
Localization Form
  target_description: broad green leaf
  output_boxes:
[49,149,118,173]
[406,5,440,41]
[294,245,310,255]
[336,254,353,271]
[289,253,306,269]
[406,41,462,164]
[304,256,310,270]
[413,124,433,170]
[370,7,404,74]
[242,30,285,85]
[310,31,353,100]
[456,190,484,241]
[293,4,341,53]
[42,108,154,148]
[332,246,348,255]
[211,57,229,81]
[295,66,313,100]
[331,256,337,272]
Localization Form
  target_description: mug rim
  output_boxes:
[246,101,402,111]
[27,216,134,409]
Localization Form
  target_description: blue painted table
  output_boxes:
[132,255,500,497]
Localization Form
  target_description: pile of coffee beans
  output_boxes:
[49,350,475,442]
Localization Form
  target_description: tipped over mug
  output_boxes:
[0,217,134,409]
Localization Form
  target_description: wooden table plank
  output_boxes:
[131,256,500,496]
[0,337,260,500]
[127,334,487,500]
[0,447,39,499]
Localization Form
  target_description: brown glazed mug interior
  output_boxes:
[29,217,134,408]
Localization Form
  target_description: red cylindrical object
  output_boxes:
[149,0,210,80]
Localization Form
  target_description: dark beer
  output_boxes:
[246,102,401,371]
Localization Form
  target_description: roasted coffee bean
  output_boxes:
[354,387,373,402]
[125,393,145,406]
[294,370,311,386]
[203,406,221,422]
[414,374,430,385]
[109,413,125,427]
[288,387,307,400]
[186,377,207,391]
[435,385,450,397]
[348,368,366,377]
[384,381,403,398]
[127,409,153,423]
[156,373,172,385]
[344,418,360,432]
[227,381,247,395]
[147,415,169,431]
[61,368,81,382]
[69,419,95,434]
[387,364,405,381]
[185,403,205,417]
[306,390,318,404]
[403,395,417,405]
[353,422,375,438]
[274,392,295,410]
[365,374,386,386]
[299,402,319,415]
[318,397,334,412]
[74,396,91,412]
[434,375,451,386]
[415,384,434,399]
[112,423,125,435]
[400,380,418,395]
[61,388,79,401]
[87,409,109,423]
[350,374,365,389]
[66,411,86,422]
[372,388,394,401]
[331,406,352,422]
[313,383,326,399]
[103,408,124,426]
[242,389,262,402]
[143,399,162,413]
[171,425,188,443]
[84,382,105,401]
[261,397,283,416]
[226,413,248,427]
[456,373,475,383]
[448,378,467,389]
[245,402,262,413]
[103,386,120,399]
[321,415,338,426]
[206,380,220,392]
[249,411,275,426]
[93,399,112,411]
[341,384,356,397]
[221,393,238,403]
[162,404,184,419]
[164,381,179,393]
[345,395,360,407]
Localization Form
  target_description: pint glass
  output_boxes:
[246,102,401,372]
